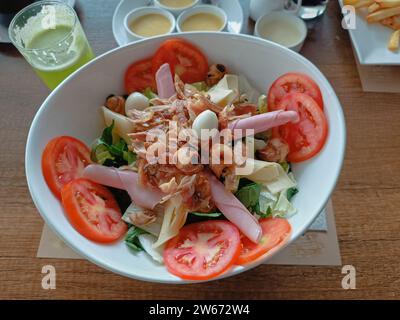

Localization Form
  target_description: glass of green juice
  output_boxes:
[8,1,95,90]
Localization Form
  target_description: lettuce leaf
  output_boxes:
[235,180,262,215]
[258,94,267,113]
[91,120,136,167]
[259,186,297,218]
[191,81,209,92]
[125,226,147,252]
[190,212,222,218]
[287,187,299,201]
[142,87,158,100]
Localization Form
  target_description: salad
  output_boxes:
[41,39,328,280]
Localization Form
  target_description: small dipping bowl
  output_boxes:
[177,5,227,33]
[124,7,176,42]
[254,11,307,52]
[154,0,200,17]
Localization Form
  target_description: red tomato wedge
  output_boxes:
[124,57,156,94]
[273,92,328,163]
[42,136,91,199]
[61,178,127,243]
[268,73,324,111]
[164,220,241,280]
[152,39,208,84]
[237,218,291,265]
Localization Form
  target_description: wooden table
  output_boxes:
[1,0,399,300]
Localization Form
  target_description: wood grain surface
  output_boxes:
[0,0,399,300]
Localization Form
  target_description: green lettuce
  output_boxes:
[258,94,267,113]
[91,120,136,167]
[142,87,158,100]
[191,81,209,92]
[190,212,222,218]
[259,186,297,218]
[235,179,262,215]
[125,226,148,252]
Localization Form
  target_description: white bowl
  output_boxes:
[154,0,200,17]
[123,7,175,41]
[177,5,227,33]
[255,11,307,53]
[26,32,346,284]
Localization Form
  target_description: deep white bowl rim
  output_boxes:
[25,32,346,284]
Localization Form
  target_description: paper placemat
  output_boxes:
[266,201,341,265]
[353,48,400,93]
[37,200,341,266]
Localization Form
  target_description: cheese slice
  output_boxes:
[208,74,239,107]
[102,106,135,143]
[221,74,239,95]
[153,195,188,248]
[208,87,235,107]
[239,158,296,194]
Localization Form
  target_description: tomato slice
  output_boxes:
[268,73,324,110]
[273,92,328,163]
[152,39,209,84]
[61,178,127,243]
[124,57,156,94]
[237,218,291,265]
[42,136,91,199]
[164,220,241,280]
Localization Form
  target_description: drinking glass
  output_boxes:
[295,0,329,20]
[8,1,94,89]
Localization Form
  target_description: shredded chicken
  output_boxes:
[128,208,157,226]
[105,95,125,115]
[126,74,258,213]
[257,137,289,163]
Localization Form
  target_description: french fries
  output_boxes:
[355,0,375,8]
[376,0,400,8]
[344,0,365,4]
[388,29,400,51]
[366,6,400,22]
[349,0,400,51]
[368,3,381,12]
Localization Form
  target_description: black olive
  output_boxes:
[216,64,226,72]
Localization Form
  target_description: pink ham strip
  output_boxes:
[155,63,175,99]
[207,171,262,243]
[228,110,299,139]
[82,164,165,209]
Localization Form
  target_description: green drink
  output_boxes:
[9,1,94,90]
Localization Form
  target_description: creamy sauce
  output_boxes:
[181,13,223,32]
[129,14,171,37]
[260,20,302,47]
[159,0,194,8]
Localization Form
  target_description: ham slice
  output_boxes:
[82,164,164,209]
[207,171,262,243]
[155,63,175,99]
[228,110,299,139]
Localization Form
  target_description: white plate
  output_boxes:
[26,32,345,283]
[112,0,244,46]
[339,0,400,65]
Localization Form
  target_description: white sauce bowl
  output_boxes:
[255,11,307,53]
[177,5,227,33]
[123,7,176,42]
[154,0,200,17]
